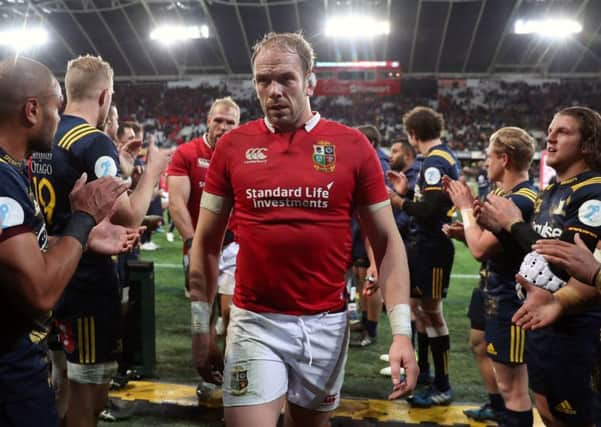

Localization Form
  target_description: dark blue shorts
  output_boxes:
[0,385,58,427]
[467,287,485,331]
[528,324,600,424]
[407,237,454,299]
[54,285,121,365]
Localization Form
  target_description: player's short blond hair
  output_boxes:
[65,55,113,102]
[489,127,535,172]
[208,96,240,123]
[251,32,315,77]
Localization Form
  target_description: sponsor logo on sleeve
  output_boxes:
[578,199,601,227]
[312,141,336,172]
[0,197,25,228]
[94,156,118,178]
[424,167,441,185]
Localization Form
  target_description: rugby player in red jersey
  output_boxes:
[188,32,417,427]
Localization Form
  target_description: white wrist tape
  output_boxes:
[388,304,411,337]
[191,301,211,334]
[461,208,475,229]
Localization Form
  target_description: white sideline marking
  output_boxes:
[154,263,480,279]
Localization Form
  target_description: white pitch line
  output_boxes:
[154,263,480,279]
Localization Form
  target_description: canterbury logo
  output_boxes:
[555,400,576,415]
[245,148,268,162]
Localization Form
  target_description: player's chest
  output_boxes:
[229,138,355,208]
[532,189,570,238]
[192,157,211,189]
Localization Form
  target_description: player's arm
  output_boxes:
[189,192,232,384]
[357,202,417,398]
[111,140,172,227]
[0,175,127,316]
[444,177,501,260]
[167,175,195,242]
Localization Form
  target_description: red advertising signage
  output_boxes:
[314,61,401,97]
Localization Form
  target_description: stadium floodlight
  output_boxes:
[514,18,582,38]
[0,27,49,52]
[150,24,209,45]
[325,15,390,39]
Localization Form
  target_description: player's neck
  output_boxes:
[418,139,442,155]
[556,160,590,183]
[0,128,26,161]
[500,170,529,193]
[63,103,100,128]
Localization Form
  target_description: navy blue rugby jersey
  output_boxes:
[412,144,460,237]
[31,115,121,292]
[0,147,51,402]
[531,170,601,326]
[485,181,537,296]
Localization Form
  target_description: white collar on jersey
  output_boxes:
[202,133,213,150]
[263,112,321,134]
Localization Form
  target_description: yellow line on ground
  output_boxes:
[111,381,545,426]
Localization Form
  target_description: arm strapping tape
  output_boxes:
[388,304,411,337]
[191,301,211,334]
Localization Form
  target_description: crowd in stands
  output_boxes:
[115,79,601,153]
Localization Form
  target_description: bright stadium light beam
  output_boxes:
[325,15,390,39]
[150,24,209,45]
[514,18,582,38]
[0,27,49,52]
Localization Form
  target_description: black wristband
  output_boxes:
[63,211,96,250]
[184,238,193,251]
[509,221,541,254]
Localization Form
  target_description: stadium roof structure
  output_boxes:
[2,0,601,81]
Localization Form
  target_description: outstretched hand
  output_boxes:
[387,335,418,400]
[512,275,562,330]
[386,170,409,196]
[69,173,129,224]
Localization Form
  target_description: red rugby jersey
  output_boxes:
[204,115,389,315]
[166,135,213,228]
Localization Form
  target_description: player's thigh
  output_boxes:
[285,401,333,427]
[224,395,286,427]
[287,311,348,412]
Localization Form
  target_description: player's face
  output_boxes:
[485,142,503,182]
[105,106,119,141]
[31,79,63,153]
[206,105,239,147]
[118,127,135,147]
[253,47,312,132]
[546,113,583,173]
[389,143,406,171]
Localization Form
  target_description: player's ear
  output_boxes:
[305,72,316,96]
[23,98,40,127]
[98,88,109,109]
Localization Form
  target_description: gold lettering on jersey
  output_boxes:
[312,141,336,173]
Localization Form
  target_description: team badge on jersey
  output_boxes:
[94,156,118,178]
[312,141,336,173]
[578,199,601,227]
[0,196,25,228]
[230,365,249,395]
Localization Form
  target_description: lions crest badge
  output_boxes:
[312,141,336,173]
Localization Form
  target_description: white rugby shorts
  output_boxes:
[218,242,239,295]
[223,304,349,411]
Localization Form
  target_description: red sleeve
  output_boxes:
[166,145,189,176]
[204,136,233,198]
[354,134,389,206]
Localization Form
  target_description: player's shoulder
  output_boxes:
[510,182,538,204]
[315,118,364,139]
[55,115,107,152]
[569,171,601,197]
[426,145,457,167]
